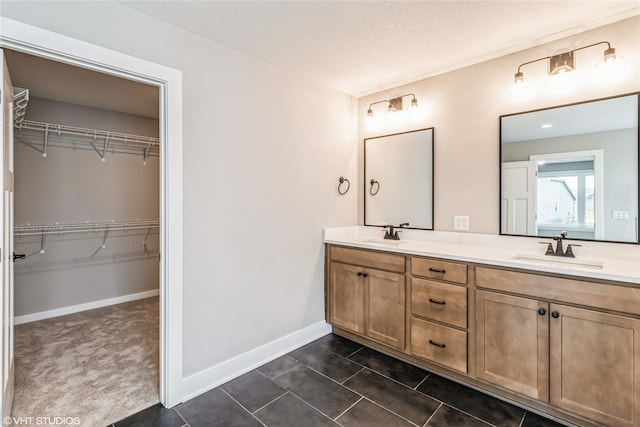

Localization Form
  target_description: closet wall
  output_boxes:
[14,96,160,318]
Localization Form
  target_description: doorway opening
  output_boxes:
[5,48,161,425]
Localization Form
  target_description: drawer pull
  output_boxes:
[429,339,446,348]
[428,268,446,274]
[428,298,446,305]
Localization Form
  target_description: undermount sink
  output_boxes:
[511,253,604,270]
[361,239,407,246]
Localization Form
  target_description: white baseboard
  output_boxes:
[14,289,160,325]
[182,321,332,402]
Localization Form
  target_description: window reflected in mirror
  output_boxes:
[500,93,639,243]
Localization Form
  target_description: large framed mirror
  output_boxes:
[365,128,434,229]
[500,93,639,243]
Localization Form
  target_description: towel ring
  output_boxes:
[369,179,380,196]
[338,177,350,195]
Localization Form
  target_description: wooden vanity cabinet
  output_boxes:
[475,266,640,427]
[327,246,406,350]
[409,257,469,373]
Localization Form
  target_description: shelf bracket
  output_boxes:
[91,230,109,258]
[42,124,49,158]
[143,226,152,253]
[101,133,110,162]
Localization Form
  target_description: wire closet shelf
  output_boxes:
[14,219,160,237]
[12,88,160,161]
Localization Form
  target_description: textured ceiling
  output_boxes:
[121,0,640,96]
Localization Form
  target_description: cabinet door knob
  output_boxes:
[551,311,559,318]
[362,273,368,278]
[357,272,362,277]
[538,308,546,316]
[428,339,446,348]
[429,298,446,305]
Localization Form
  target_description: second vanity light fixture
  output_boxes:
[366,93,420,126]
[511,41,625,95]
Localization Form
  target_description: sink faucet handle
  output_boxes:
[564,243,581,258]
[539,242,554,255]
[399,223,410,228]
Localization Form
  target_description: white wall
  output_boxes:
[0,0,358,379]
[12,97,160,316]
[358,16,640,234]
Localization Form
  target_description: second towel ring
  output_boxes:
[338,177,351,195]
[369,179,380,196]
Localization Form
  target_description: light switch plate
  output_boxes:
[612,210,630,220]
[454,215,470,231]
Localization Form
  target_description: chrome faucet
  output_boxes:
[383,223,410,240]
[540,231,581,258]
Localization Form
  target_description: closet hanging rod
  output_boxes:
[16,120,160,147]
[14,219,160,237]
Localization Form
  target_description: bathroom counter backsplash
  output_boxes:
[323,226,640,284]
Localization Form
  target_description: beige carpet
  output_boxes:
[13,296,159,427]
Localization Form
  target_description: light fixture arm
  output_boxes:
[367,93,418,116]
[514,41,615,80]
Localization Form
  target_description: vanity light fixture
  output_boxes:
[366,93,419,122]
[511,41,625,93]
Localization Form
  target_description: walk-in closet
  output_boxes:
[3,49,161,425]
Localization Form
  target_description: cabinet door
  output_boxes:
[364,268,405,349]
[475,291,549,400]
[550,304,640,427]
[328,262,364,334]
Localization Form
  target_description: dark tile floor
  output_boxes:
[111,334,568,427]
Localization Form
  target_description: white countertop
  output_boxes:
[323,226,640,285]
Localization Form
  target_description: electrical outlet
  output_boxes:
[454,215,470,231]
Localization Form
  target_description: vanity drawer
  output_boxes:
[330,246,405,273]
[475,266,640,316]
[411,317,467,373]
[411,278,467,328]
[411,257,468,284]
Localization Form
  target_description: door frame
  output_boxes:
[0,17,184,407]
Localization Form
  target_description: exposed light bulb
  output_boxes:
[595,48,625,80]
[508,78,532,99]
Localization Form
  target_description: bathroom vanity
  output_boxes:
[324,226,640,427]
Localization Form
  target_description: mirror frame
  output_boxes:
[364,127,435,230]
[499,92,640,244]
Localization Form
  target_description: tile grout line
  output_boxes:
[413,372,431,390]
[173,406,190,426]
[422,402,443,427]
[268,363,302,381]
[282,388,350,425]
[518,411,527,427]
[344,346,364,359]
[172,407,190,427]
[439,403,498,427]
[219,388,268,427]
[339,367,365,385]
[333,396,364,422]
[251,391,290,414]
[358,395,423,427]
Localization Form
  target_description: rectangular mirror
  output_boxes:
[500,93,639,243]
[365,128,434,229]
